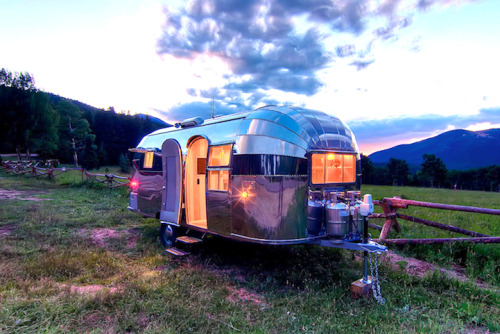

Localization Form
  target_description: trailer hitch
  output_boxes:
[314,239,387,253]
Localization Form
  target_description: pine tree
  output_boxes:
[119,153,130,173]
[55,100,90,166]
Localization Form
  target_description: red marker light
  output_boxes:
[130,179,140,192]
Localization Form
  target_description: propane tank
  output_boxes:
[326,200,349,238]
[350,202,364,237]
[306,191,324,236]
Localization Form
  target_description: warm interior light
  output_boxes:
[143,151,154,168]
[311,153,356,184]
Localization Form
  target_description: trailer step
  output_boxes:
[176,236,203,244]
[165,247,190,256]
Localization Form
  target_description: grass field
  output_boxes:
[0,172,498,333]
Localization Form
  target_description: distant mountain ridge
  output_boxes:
[135,113,171,128]
[47,93,172,129]
[369,128,500,170]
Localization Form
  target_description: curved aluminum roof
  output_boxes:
[137,106,358,158]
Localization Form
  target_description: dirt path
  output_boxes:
[379,251,497,291]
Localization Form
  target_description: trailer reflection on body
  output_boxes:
[128,105,385,255]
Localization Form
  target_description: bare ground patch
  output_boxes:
[66,284,123,295]
[78,228,140,248]
[226,286,268,307]
[0,188,52,201]
[79,311,117,333]
[0,224,16,237]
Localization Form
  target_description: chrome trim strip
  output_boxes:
[230,233,323,245]
[160,221,180,227]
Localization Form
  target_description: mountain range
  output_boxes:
[369,128,500,170]
[135,113,172,128]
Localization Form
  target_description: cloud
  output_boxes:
[157,0,476,108]
[348,108,500,153]
[158,3,331,97]
[154,100,247,123]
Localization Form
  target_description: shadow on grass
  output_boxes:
[161,235,359,293]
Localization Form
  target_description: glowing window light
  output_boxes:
[209,145,232,166]
[311,153,356,184]
[143,152,154,168]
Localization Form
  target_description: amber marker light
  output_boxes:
[234,188,253,205]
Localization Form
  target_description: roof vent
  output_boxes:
[179,116,204,128]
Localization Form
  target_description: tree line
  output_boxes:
[361,154,500,192]
[0,68,166,169]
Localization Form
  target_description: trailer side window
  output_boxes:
[312,153,356,184]
[208,145,231,167]
[208,170,229,191]
[207,145,231,191]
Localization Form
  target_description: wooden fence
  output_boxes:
[2,160,499,245]
[369,197,500,245]
[0,160,131,188]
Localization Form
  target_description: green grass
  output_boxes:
[0,173,498,333]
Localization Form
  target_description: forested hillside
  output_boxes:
[0,68,169,168]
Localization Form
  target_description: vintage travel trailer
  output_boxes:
[128,105,385,255]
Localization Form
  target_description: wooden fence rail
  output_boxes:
[369,197,500,245]
[1,160,131,188]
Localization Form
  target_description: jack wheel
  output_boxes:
[160,224,177,247]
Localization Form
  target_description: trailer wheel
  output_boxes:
[160,224,177,247]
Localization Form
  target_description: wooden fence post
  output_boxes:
[378,197,403,240]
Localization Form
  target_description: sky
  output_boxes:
[1,0,500,154]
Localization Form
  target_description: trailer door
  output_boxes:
[160,139,183,225]
[185,137,208,229]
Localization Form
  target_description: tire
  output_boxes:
[160,223,177,247]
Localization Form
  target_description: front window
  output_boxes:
[311,153,356,184]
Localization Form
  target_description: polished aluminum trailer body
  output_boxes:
[128,105,378,248]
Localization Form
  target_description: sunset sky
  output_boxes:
[1,0,499,154]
